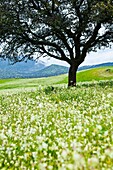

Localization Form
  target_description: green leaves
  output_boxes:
[0,0,113,60]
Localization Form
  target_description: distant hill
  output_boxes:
[0,67,113,91]
[0,59,113,79]
[0,60,69,78]
[25,64,69,78]
[0,60,46,79]
[78,62,113,71]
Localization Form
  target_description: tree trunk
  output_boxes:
[68,62,78,87]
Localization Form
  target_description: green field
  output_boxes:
[0,67,113,169]
[0,67,113,92]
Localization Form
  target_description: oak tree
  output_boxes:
[0,0,113,86]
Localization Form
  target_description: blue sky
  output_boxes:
[41,47,113,66]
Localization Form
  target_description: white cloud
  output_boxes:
[41,48,113,66]
[83,48,113,66]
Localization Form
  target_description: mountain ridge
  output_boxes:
[0,60,113,79]
[78,62,113,71]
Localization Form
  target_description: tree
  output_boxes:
[0,0,113,86]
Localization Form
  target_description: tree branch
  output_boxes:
[82,23,101,56]
[40,45,70,63]
[22,32,71,64]
[29,0,41,10]
[52,28,74,59]
[91,31,113,47]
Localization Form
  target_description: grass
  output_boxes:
[0,80,113,169]
[0,67,113,169]
[0,74,68,92]
[77,67,113,82]
[0,67,113,92]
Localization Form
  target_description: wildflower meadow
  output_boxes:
[0,80,113,169]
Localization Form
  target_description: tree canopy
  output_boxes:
[0,0,113,86]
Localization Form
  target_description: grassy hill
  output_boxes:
[0,66,113,92]
[0,59,113,79]
[77,66,113,82]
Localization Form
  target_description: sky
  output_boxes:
[0,43,113,67]
[41,47,113,67]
